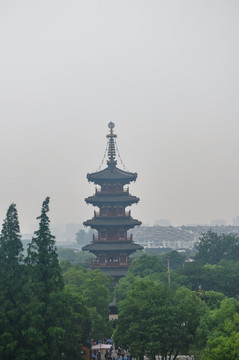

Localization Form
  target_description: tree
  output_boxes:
[26,197,63,299]
[24,198,90,359]
[114,279,207,360]
[128,253,165,277]
[195,231,239,265]
[200,332,239,360]
[196,298,239,359]
[170,287,208,357]
[114,272,137,304]
[179,260,239,297]
[197,290,226,310]
[0,204,26,359]
[57,248,92,267]
[161,250,186,270]
[63,266,113,340]
[0,199,92,359]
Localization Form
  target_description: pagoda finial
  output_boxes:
[106,122,117,166]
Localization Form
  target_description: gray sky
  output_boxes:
[0,0,239,233]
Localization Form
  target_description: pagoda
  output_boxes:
[82,122,143,280]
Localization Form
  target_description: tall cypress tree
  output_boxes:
[0,204,25,359]
[26,197,63,300]
[25,198,88,360]
[0,203,23,267]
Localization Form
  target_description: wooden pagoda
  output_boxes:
[82,122,143,279]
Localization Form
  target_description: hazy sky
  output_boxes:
[0,1,239,233]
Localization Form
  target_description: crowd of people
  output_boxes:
[91,342,132,360]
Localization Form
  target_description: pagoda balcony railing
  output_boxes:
[95,187,129,194]
[94,210,131,218]
[92,234,133,242]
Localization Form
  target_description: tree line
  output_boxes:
[0,198,112,360]
[113,231,239,360]
[2,198,239,360]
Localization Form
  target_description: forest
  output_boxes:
[1,199,239,359]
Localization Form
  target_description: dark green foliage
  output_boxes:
[23,197,91,359]
[195,230,239,265]
[197,298,239,359]
[0,199,103,359]
[26,197,63,299]
[21,290,91,360]
[114,272,137,304]
[0,203,23,265]
[197,290,226,310]
[179,260,239,297]
[161,250,186,270]
[114,252,239,359]
[57,248,92,267]
[0,204,26,360]
[114,278,207,359]
[60,259,73,273]
[63,266,112,340]
[128,253,165,277]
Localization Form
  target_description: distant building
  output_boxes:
[211,219,227,226]
[154,219,171,226]
[132,225,239,250]
[232,216,239,226]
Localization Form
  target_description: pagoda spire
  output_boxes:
[107,122,117,166]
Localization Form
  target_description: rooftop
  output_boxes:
[82,241,143,252]
[83,216,142,229]
[87,164,137,185]
[85,193,139,205]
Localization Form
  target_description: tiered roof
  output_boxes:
[87,165,137,185]
[82,241,142,252]
[83,122,143,278]
[85,193,140,206]
[83,216,141,229]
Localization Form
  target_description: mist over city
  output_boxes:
[1,1,239,235]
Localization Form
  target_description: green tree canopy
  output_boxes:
[197,298,239,359]
[58,248,92,268]
[195,230,239,265]
[26,197,63,299]
[23,198,90,359]
[179,260,239,297]
[114,278,207,360]
[0,204,26,359]
[161,250,186,270]
[128,253,165,277]
[63,266,112,340]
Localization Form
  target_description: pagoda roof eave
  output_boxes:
[82,241,143,252]
[85,194,140,205]
[83,217,142,229]
[87,165,137,185]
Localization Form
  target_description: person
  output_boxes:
[92,351,96,360]
[117,347,121,357]
[97,351,101,360]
